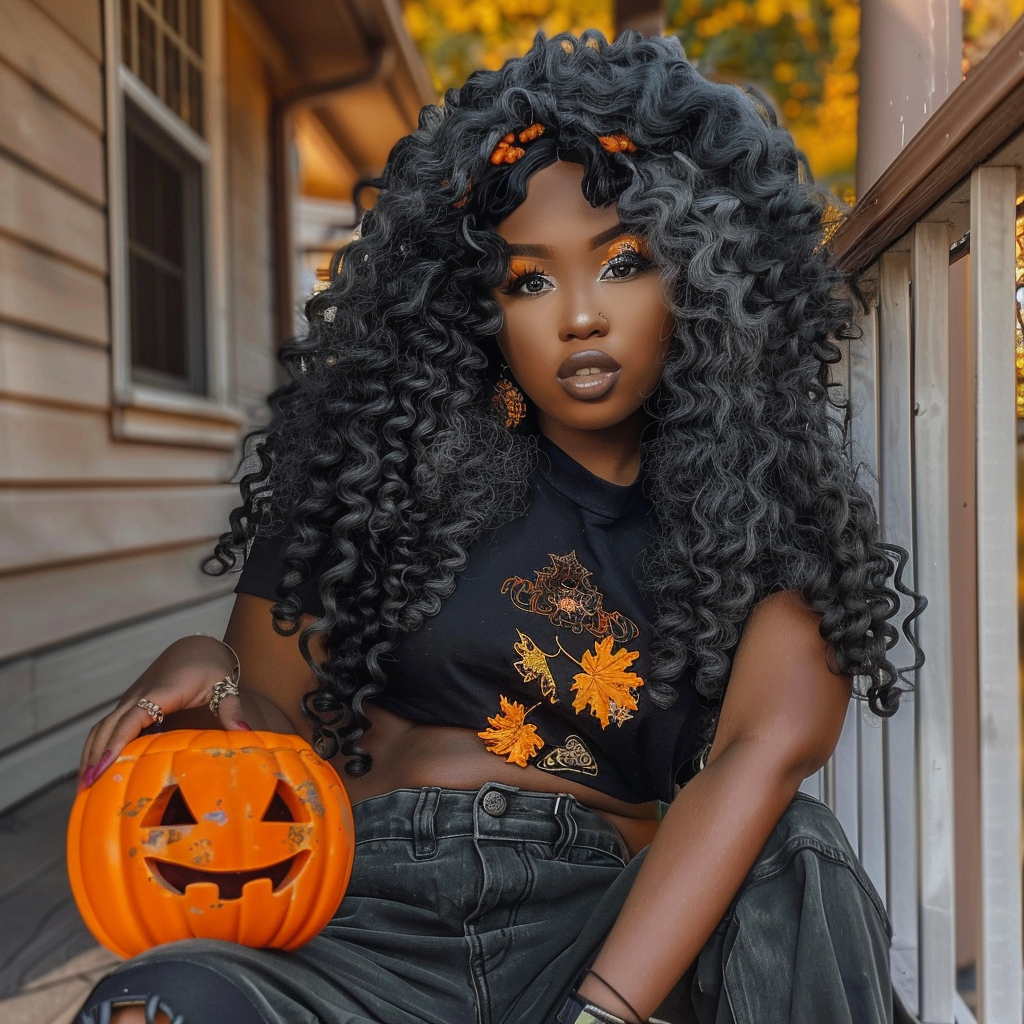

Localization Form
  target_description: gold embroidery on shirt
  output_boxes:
[567,636,643,729]
[536,735,599,776]
[485,554,648,767]
[501,551,639,641]
[512,630,559,702]
[478,696,544,767]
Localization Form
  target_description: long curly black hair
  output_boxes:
[209,31,923,773]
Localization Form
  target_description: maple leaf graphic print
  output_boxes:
[570,637,644,728]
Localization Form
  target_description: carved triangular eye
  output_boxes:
[141,785,197,827]
[261,781,306,822]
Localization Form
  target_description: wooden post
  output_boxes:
[856,0,962,192]
[614,0,664,37]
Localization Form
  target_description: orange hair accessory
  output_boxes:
[598,134,637,154]
[443,177,473,208]
[490,124,546,165]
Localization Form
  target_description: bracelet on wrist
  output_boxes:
[554,992,632,1024]
[204,638,241,715]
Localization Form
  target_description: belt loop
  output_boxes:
[552,795,578,861]
[412,787,440,860]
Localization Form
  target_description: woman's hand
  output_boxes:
[79,595,320,788]
[78,634,247,787]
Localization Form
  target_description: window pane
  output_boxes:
[121,0,132,67]
[137,6,157,92]
[163,0,180,33]
[130,255,186,378]
[186,0,202,56]
[125,103,204,391]
[187,60,203,135]
[164,35,182,118]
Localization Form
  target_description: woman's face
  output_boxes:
[493,161,673,453]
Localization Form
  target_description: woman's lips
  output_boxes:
[556,350,622,400]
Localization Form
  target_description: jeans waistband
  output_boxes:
[352,783,629,862]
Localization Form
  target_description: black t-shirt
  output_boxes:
[236,439,708,803]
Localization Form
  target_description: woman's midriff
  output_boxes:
[333,702,661,856]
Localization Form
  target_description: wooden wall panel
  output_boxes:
[0,404,236,482]
[28,0,103,61]
[0,61,104,205]
[0,326,108,410]
[33,595,236,733]
[0,542,235,659]
[0,593,234,811]
[0,155,107,274]
[0,659,34,760]
[226,10,277,406]
[0,0,104,131]
[0,485,238,573]
[0,236,107,345]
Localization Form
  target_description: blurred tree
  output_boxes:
[962,0,1024,71]
[404,1,1024,202]
[667,0,859,198]
[402,0,856,197]
[402,0,614,95]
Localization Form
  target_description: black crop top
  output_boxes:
[236,440,708,803]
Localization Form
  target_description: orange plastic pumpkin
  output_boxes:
[67,730,354,957]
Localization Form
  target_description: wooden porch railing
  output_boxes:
[812,16,1024,1024]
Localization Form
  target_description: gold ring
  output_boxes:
[136,697,164,725]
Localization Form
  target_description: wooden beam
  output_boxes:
[614,0,664,37]
[831,16,1024,274]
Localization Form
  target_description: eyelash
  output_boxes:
[500,265,549,296]
[599,251,653,280]
[501,250,653,296]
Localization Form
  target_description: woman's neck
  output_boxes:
[539,416,643,486]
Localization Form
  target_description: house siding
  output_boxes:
[0,0,279,811]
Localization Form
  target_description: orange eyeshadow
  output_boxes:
[601,236,650,264]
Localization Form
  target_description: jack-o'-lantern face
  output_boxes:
[67,730,354,957]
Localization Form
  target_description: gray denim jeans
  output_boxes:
[78,784,891,1024]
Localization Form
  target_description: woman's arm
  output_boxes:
[576,590,851,1021]
[79,595,317,784]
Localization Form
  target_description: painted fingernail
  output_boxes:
[80,765,97,788]
[94,750,114,776]
[236,722,252,731]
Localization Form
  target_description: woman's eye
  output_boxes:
[501,269,553,296]
[598,254,651,281]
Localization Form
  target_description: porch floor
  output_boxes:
[0,776,119,1023]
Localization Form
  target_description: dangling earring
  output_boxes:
[492,369,526,428]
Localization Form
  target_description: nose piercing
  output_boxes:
[598,312,608,324]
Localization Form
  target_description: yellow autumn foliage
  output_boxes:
[403,0,1024,201]
[403,0,613,89]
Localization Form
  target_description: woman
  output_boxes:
[77,31,919,1024]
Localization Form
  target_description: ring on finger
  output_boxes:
[136,697,164,725]
[209,677,240,715]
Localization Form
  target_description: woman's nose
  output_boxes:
[559,300,608,343]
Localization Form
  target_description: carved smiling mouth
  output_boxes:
[556,350,621,400]
[146,852,307,900]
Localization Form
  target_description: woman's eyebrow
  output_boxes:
[506,243,552,257]
[589,223,629,249]
[506,224,629,258]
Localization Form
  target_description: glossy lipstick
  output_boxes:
[556,350,622,400]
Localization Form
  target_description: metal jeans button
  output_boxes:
[481,790,508,816]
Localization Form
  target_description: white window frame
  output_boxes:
[104,0,243,448]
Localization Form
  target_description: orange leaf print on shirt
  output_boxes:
[478,695,544,767]
[570,637,643,729]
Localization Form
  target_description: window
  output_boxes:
[106,0,239,445]
[126,100,207,392]
[122,0,205,135]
